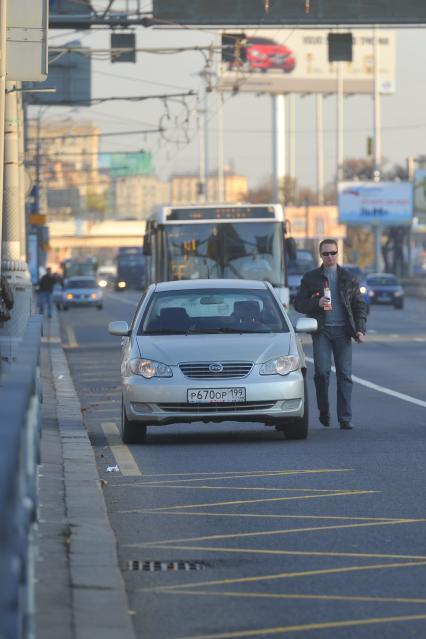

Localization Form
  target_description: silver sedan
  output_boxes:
[109,279,317,443]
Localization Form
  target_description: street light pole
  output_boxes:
[0,0,7,264]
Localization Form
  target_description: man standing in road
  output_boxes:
[294,239,367,430]
[38,267,56,319]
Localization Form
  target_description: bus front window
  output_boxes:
[164,222,284,285]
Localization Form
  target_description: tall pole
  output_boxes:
[17,83,27,261]
[0,0,7,265]
[204,88,209,202]
[217,90,225,202]
[336,60,344,184]
[373,25,382,272]
[288,93,296,196]
[198,107,206,204]
[271,94,286,204]
[316,94,325,205]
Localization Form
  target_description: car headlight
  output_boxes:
[259,355,299,376]
[129,358,173,379]
[98,279,107,288]
[359,285,367,294]
[368,290,375,297]
[117,281,126,289]
[66,293,73,300]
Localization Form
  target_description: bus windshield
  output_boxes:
[164,222,285,286]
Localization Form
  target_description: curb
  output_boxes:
[37,313,135,639]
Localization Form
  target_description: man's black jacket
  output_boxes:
[293,264,367,338]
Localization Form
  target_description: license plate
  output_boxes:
[378,294,390,301]
[187,387,246,403]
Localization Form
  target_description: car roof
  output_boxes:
[366,272,398,279]
[154,279,269,292]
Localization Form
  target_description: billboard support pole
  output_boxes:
[271,94,285,204]
[217,90,225,201]
[316,93,324,205]
[288,93,296,187]
[336,60,344,183]
[0,0,7,265]
[373,25,381,181]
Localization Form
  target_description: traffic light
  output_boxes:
[221,32,247,65]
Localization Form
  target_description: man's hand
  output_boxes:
[355,332,365,343]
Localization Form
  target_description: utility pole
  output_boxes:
[272,94,286,204]
[0,0,7,264]
[373,25,382,272]
[316,94,325,205]
[197,107,206,203]
[0,81,32,360]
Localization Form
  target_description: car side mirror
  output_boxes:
[295,317,317,333]
[108,321,130,336]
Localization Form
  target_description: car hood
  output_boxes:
[135,333,292,365]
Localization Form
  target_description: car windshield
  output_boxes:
[138,288,289,335]
[67,279,97,289]
[367,276,399,286]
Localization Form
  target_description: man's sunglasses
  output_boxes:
[321,251,338,256]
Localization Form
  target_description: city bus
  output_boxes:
[142,204,296,306]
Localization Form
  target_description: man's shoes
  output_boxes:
[340,421,353,430]
[319,412,330,427]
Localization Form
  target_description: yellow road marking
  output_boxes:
[100,422,142,477]
[173,613,426,639]
[136,559,426,593]
[124,490,377,511]
[131,469,353,485]
[65,325,78,348]
[157,588,426,605]
[122,509,408,522]
[117,484,368,493]
[140,468,353,478]
[140,518,421,546]
[125,543,426,561]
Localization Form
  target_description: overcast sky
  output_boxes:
[40,12,426,194]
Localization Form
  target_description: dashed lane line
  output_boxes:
[64,325,78,349]
[306,356,426,409]
[100,422,142,476]
[172,613,426,639]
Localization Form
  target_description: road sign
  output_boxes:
[153,0,426,25]
[7,0,48,81]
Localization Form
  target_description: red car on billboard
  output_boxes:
[228,36,296,73]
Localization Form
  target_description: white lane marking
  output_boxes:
[305,357,426,409]
[65,325,78,348]
[101,422,142,476]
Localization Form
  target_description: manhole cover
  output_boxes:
[127,560,207,572]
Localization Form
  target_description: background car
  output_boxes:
[365,273,404,309]
[288,249,316,304]
[228,36,296,73]
[108,279,317,444]
[341,264,371,314]
[61,276,103,311]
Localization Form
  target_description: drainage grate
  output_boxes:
[127,560,207,572]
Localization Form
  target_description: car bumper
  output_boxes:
[63,299,102,307]
[123,370,305,425]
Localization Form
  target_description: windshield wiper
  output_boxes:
[142,329,188,335]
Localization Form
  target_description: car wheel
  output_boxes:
[283,376,309,440]
[63,305,69,311]
[394,301,404,309]
[56,303,61,310]
[97,305,103,310]
[121,398,147,444]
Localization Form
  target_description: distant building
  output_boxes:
[112,175,170,219]
[170,169,248,205]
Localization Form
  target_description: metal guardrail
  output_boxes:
[0,315,42,639]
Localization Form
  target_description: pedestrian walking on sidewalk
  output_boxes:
[294,239,367,430]
[38,267,56,319]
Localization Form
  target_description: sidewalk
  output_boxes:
[35,312,135,639]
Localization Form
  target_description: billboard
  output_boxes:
[153,0,426,25]
[338,182,413,226]
[99,152,153,178]
[7,0,48,81]
[218,29,395,95]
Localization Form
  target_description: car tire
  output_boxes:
[56,303,61,311]
[394,301,404,309]
[283,376,309,440]
[97,305,103,310]
[121,398,147,444]
[63,305,69,311]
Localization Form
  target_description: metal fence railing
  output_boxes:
[0,315,42,639]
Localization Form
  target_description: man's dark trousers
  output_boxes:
[312,325,353,424]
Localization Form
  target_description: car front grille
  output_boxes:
[158,400,276,413]
[179,362,253,379]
